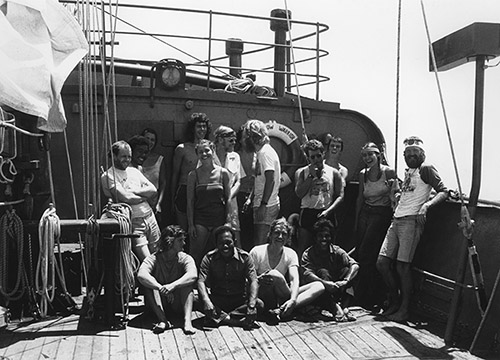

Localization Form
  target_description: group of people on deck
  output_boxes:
[101,113,448,334]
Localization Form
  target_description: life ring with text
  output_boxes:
[265,121,304,188]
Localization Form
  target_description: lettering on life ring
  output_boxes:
[265,121,303,188]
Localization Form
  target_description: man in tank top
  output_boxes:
[294,139,343,258]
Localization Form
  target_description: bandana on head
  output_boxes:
[404,136,425,152]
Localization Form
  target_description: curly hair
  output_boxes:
[242,119,269,146]
[312,218,336,237]
[214,225,236,244]
[185,113,211,142]
[302,139,324,157]
[127,135,150,151]
[157,225,186,252]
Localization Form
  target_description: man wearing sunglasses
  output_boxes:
[214,125,243,246]
[376,136,448,322]
[294,139,344,258]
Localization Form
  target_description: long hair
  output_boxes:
[186,113,211,142]
[141,128,159,150]
[157,225,186,252]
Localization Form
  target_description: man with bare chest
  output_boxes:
[171,113,212,231]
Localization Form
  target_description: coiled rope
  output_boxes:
[36,205,60,317]
[0,208,25,301]
[100,203,138,319]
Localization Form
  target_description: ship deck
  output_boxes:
[0,297,481,360]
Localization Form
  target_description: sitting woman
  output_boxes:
[137,225,197,335]
[249,218,324,321]
[187,139,231,266]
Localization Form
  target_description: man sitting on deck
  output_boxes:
[137,225,197,334]
[301,218,359,321]
[197,225,263,329]
[376,136,448,322]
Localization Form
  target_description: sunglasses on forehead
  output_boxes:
[404,138,423,146]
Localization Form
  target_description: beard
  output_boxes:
[405,154,424,168]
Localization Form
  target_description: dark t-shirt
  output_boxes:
[199,247,257,297]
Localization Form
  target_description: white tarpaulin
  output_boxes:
[0,0,88,132]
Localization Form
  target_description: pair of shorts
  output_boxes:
[378,215,424,263]
[132,211,161,251]
[299,208,324,230]
[253,203,280,226]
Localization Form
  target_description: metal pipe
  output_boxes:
[445,55,486,345]
[225,38,244,78]
[270,9,291,97]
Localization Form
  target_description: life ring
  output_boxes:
[265,121,305,188]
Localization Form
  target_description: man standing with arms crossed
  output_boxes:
[376,136,448,322]
[101,140,160,261]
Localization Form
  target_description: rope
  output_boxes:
[394,0,402,173]
[36,205,60,317]
[100,203,138,319]
[420,0,486,315]
[283,0,308,142]
[0,209,25,301]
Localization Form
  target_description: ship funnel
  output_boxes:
[270,9,291,97]
[225,38,244,78]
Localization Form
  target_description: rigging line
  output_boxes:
[394,0,402,173]
[283,0,307,142]
[420,0,465,202]
[97,6,232,79]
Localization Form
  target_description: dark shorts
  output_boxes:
[174,185,187,213]
[299,208,324,230]
[211,293,247,314]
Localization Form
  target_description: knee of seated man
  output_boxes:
[316,268,333,281]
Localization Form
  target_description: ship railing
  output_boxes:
[62,1,330,100]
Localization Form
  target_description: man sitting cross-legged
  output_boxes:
[197,225,263,329]
[250,218,325,322]
[137,225,197,334]
[301,218,359,321]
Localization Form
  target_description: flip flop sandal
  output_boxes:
[153,321,171,333]
[344,310,356,322]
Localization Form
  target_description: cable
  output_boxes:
[0,209,25,301]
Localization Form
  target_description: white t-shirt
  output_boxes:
[250,244,299,277]
[101,166,153,218]
[254,143,281,207]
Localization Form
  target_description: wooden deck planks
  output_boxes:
[1,310,484,360]
[158,326,181,360]
[259,321,302,359]
[173,327,197,359]
[247,326,287,360]
[218,325,252,360]
[141,327,162,359]
[199,327,236,359]
[272,320,321,359]
[284,320,332,359]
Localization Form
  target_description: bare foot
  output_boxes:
[387,311,409,323]
[381,303,399,317]
[183,324,196,335]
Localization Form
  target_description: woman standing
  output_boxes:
[353,142,397,311]
[187,140,231,266]
[141,128,167,224]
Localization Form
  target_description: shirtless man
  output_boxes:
[171,113,211,231]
